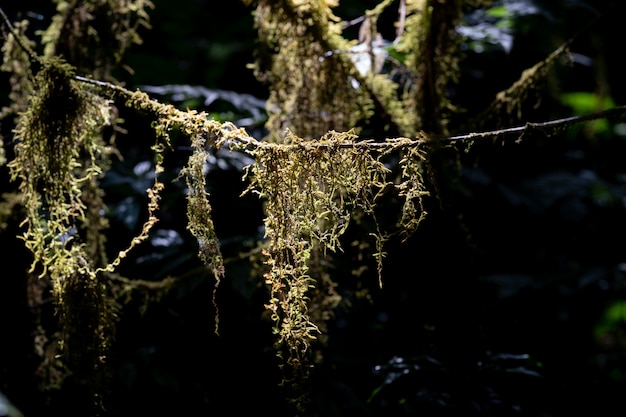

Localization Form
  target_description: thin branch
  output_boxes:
[5,2,626,150]
[75,73,626,150]
[0,5,619,154]
[445,106,626,143]
[0,6,40,64]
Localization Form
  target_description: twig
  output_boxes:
[75,73,626,149]
[4,6,625,151]
[445,106,626,143]
[0,6,40,64]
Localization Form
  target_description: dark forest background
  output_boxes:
[2,1,626,416]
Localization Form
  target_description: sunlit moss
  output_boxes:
[475,42,572,129]
[178,126,227,334]
[249,0,367,141]
[8,57,116,406]
[1,1,584,416]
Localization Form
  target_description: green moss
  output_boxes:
[2,2,583,416]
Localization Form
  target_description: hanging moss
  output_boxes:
[8,57,116,410]
[248,0,367,141]
[475,42,573,129]
[1,2,603,416]
[178,127,227,333]
[40,0,153,79]
[239,129,433,409]
[10,58,108,280]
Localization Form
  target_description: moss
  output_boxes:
[1,1,588,416]
[8,57,116,409]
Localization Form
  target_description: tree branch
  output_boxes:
[0,6,39,64]
[5,6,625,152]
[75,73,626,150]
[3,4,623,153]
[444,106,626,143]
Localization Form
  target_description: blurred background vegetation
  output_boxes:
[2,1,626,416]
